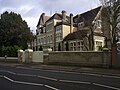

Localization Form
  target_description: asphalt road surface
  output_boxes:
[0,65,120,90]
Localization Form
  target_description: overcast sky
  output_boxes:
[0,0,100,33]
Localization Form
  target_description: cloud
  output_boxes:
[0,0,100,33]
[39,0,100,14]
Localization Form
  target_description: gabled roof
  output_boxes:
[47,13,62,21]
[63,28,104,41]
[73,6,102,25]
[63,30,88,41]
[55,21,70,26]
[37,14,50,27]
[94,32,104,37]
[46,13,70,23]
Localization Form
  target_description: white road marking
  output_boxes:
[15,67,120,79]
[3,76,14,82]
[37,75,57,81]
[59,79,91,84]
[0,70,16,74]
[81,73,101,77]
[17,73,37,77]
[4,75,43,86]
[43,69,120,79]
[1,69,120,90]
[6,71,16,74]
[2,75,60,90]
[0,69,57,81]
[102,75,120,79]
[93,83,120,90]
[45,85,59,90]
[14,80,43,86]
[16,67,31,69]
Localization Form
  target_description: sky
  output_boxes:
[0,0,100,34]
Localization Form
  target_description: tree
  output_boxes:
[99,0,120,46]
[0,45,21,57]
[0,11,34,49]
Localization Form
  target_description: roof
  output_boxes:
[55,21,77,27]
[37,15,50,27]
[63,30,88,41]
[55,21,70,26]
[93,32,104,37]
[63,28,104,41]
[73,6,102,26]
[46,13,70,23]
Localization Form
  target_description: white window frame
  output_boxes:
[70,41,76,51]
[95,40,103,51]
[77,40,83,51]
[97,20,102,28]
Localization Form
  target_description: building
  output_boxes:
[36,6,111,51]
[62,6,107,51]
[36,11,76,51]
[54,12,77,51]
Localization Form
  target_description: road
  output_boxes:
[0,65,120,90]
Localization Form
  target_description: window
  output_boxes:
[47,36,50,43]
[50,35,52,43]
[77,41,83,51]
[38,39,41,44]
[56,26,62,33]
[94,20,102,29]
[78,22,84,28]
[46,22,53,32]
[95,41,102,51]
[70,42,76,51]
[97,20,102,28]
[56,33,62,41]
[44,37,46,44]
[41,38,43,44]
[43,38,45,44]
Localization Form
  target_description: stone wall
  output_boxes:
[45,51,111,67]
[0,57,18,63]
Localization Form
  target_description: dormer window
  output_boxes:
[95,20,102,29]
[78,22,84,29]
[93,20,103,33]
[97,20,102,28]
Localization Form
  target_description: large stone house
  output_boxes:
[36,6,111,51]
[36,11,77,51]
[62,6,109,51]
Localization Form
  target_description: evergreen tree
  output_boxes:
[0,11,34,49]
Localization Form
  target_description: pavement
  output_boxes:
[0,62,120,77]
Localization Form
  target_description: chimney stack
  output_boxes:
[70,13,73,33]
[62,10,67,21]
[42,13,45,24]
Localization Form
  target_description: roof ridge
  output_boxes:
[81,6,101,15]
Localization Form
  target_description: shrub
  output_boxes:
[0,45,21,57]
